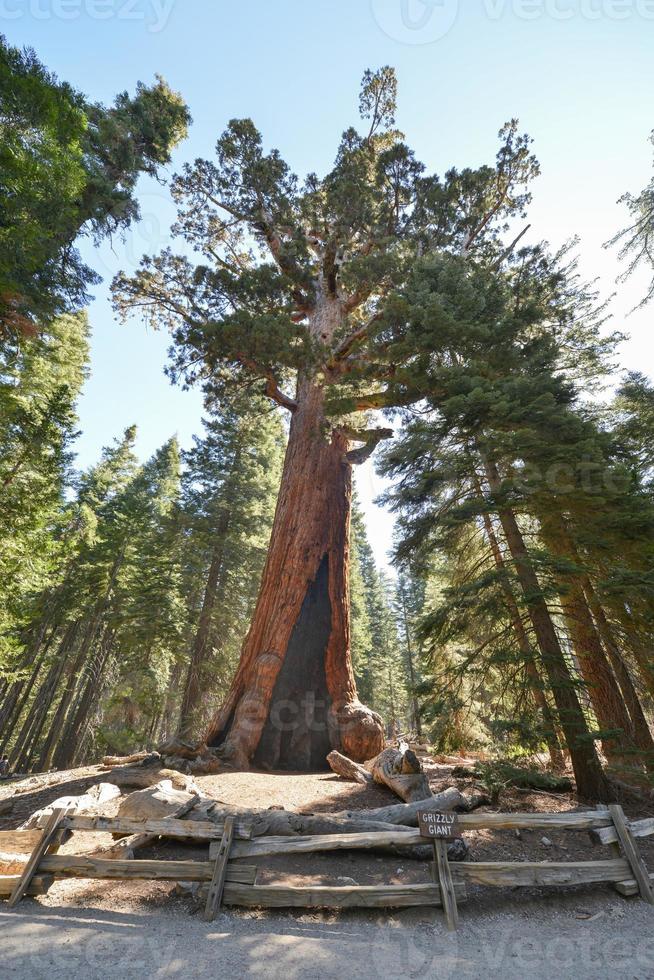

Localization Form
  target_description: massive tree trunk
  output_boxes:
[205,374,384,770]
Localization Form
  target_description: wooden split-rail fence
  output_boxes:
[1,805,653,929]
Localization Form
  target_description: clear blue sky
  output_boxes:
[5,0,654,563]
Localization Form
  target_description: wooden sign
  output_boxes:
[417,810,461,840]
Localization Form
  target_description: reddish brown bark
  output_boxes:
[205,378,384,770]
[481,455,611,800]
[477,503,565,769]
[542,514,654,766]
[582,578,654,764]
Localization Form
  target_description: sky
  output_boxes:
[4,0,654,566]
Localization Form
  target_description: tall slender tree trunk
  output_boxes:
[481,455,610,800]
[8,621,80,770]
[35,641,92,771]
[556,582,635,761]
[540,515,638,762]
[205,366,384,770]
[398,583,422,737]
[52,630,115,769]
[477,503,565,769]
[0,631,53,748]
[582,578,654,762]
[610,604,654,705]
[178,512,229,737]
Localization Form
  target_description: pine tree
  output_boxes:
[0,35,190,337]
[378,253,626,798]
[0,312,89,674]
[176,396,285,739]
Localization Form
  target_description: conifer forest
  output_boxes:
[3,33,654,806]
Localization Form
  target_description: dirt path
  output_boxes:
[2,759,653,978]
[2,893,654,979]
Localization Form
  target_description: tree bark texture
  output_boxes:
[205,376,384,770]
[481,455,611,800]
[478,502,566,769]
[178,514,229,738]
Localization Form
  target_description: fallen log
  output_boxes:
[116,781,199,821]
[193,803,411,838]
[22,782,121,830]
[365,745,432,803]
[101,751,155,767]
[102,759,197,792]
[339,786,487,826]
[328,745,432,803]
[158,739,223,775]
[191,786,483,837]
[326,751,371,785]
[91,787,200,859]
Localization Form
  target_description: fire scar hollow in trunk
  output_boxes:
[205,381,385,771]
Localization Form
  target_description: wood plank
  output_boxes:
[222,882,468,909]
[64,814,252,840]
[0,853,31,875]
[609,805,654,905]
[90,795,199,859]
[433,840,459,931]
[614,872,654,898]
[456,811,613,832]
[224,812,615,860]
[451,859,631,888]
[0,831,42,854]
[35,854,255,884]
[204,815,235,922]
[591,817,654,847]
[8,807,68,908]
[0,875,54,897]
[226,829,420,859]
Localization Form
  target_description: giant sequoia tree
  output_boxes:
[114,68,539,769]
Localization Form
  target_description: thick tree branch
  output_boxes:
[236,353,298,412]
[351,388,423,411]
[342,425,393,464]
[492,223,531,271]
[328,312,383,368]
[204,193,311,311]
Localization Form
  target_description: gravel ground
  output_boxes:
[1,759,653,979]
[2,891,654,979]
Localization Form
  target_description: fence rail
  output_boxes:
[1,805,652,927]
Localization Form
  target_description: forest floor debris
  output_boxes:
[0,754,653,978]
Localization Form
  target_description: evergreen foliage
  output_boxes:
[0,34,190,338]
